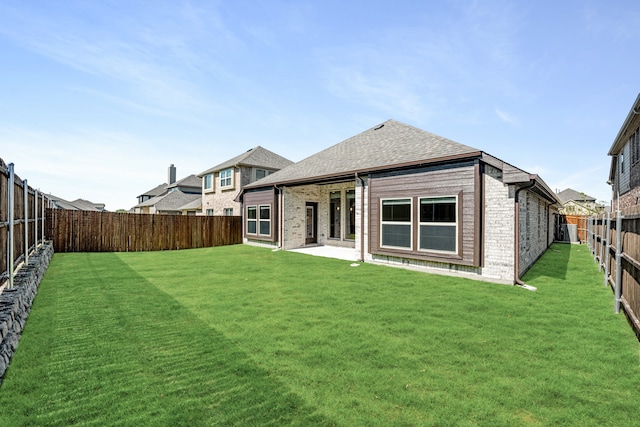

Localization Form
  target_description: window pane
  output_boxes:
[259,220,270,235]
[346,190,355,240]
[381,224,411,248]
[247,206,257,219]
[259,206,270,220]
[420,197,456,222]
[330,191,341,238]
[382,199,411,222]
[256,169,266,179]
[420,225,456,252]
[247,220,257,234]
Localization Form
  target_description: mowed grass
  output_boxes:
[0,243,639,426]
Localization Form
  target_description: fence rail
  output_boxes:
[588,207,640,339]
[1,158,50,289]
[46,210,242,252]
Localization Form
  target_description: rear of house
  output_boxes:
[241,120,557,284]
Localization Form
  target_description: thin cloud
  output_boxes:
[496,108,519,124]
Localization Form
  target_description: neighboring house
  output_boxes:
[608,93,640,210]
[198,146,293,216]
[556,188,605,215]
[241,120,558,285]
[136,190,201,215]
[132,164,202,214]
[48,195,106,211]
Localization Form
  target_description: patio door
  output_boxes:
[305,202,317,244]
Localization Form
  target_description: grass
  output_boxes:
[0,243,639,426]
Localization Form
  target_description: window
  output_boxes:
[259,205,271,235]
[223,208,233,216]
[346,190,356,240]
[381,198,412,249]
[203,174,213,191]
[329,191,341,238]
[419,196,457,253]
[206,209,214,216]
[220,168,233,189]
[247,205,271,236]
[247,206,257,234]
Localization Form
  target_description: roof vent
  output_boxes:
[373,123,385,130]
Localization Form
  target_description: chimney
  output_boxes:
[168,164,176,184]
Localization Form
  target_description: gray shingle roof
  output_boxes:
[198,146,293,176]
[245,119,481,188]
[167,174,201,191]
[139,191,201,212]
[557,188,596,204]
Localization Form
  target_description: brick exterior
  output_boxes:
[202,166,251,216]
[481,165,515,282]
[248,164,552,285]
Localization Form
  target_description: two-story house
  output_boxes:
[198,146,293,216]
[132,164,202,214]
[608,93,640,209]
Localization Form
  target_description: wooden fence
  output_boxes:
[1,158,50,288]
[588,207,640,339]
[47,210,242,252]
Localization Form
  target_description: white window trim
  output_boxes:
[258,205,271,236]
[418,195,458,255]
[203,174,214,192]
[219,168,234,190]
[247,206,257,235]
[380,198,413,251]
[246,204,271,236]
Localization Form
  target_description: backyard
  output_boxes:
[0,243,639,426]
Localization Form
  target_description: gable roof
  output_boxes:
[245,120,482,188]
[138,190,201,212]
[137,183,168,199]
[557,188,596,204]
[48,195,106,211]
[167,174,201,192]
[198,146,293,176]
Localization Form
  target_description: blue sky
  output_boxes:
[1,0,638,210]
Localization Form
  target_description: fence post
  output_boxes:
[604,211,611,287]
[614,210,622,314]
[7,163,15,289]
[23,178,29,266]
[34,189,39,247]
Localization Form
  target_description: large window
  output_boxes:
[220,168,233,189]
[247,205,271,236]
[419,196,457,253]
[329,191,341,238]
[381,198,412,249]
[203,174,213,191]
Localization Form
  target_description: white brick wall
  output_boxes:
[481,166,515,282]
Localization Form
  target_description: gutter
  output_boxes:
[275,185,285,250]
[514,180,537,291]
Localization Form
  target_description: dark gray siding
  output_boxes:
[369,162,479,266]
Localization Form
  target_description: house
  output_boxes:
[608,93,640,210]
[556,188,605,215]
[48,194,106,211]
[132,164,202,214]
[240,120,558,285]
[198,146,293,216]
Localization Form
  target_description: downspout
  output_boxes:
[356,173,365,262]
[275,185,284,250]
[514,180,536,290]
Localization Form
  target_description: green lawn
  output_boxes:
[0,243,638,426]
